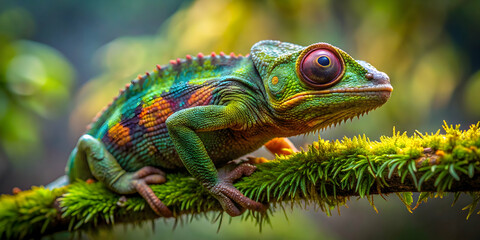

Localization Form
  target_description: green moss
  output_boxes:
[1,121,480,239]
[0,186,68,239]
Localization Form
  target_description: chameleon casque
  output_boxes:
[61,40,392,217]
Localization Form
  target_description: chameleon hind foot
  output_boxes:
[246,156,269,164]
[264,137,298,156]
[129,166,173,217]
[246,137,299,165]
[69,135,173,217]
[209,163,267,216]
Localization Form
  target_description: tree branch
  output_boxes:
[1,122,480,239]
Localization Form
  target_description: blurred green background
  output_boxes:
[1,0,480,239]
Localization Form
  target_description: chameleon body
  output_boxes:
[65,40,392,217]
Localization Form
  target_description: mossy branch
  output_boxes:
[2,122,480,239]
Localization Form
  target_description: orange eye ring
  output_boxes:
[316,56,332,68]
[296,43,345,89]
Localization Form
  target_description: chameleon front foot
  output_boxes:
[209,163,267,216]
[130,166,173,217]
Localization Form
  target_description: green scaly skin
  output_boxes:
[63,40,392,217]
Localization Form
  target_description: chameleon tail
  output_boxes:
[45,175,68,189]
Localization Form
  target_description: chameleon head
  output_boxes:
[251,40,393,134]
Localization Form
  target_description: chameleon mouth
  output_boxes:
[305,105,380,131]
[282,84,393,107]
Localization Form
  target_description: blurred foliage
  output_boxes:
[96,209,335,240]
[464,70,480,118]
[0,8,74,160]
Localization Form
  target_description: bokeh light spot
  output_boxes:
[6,55,46,96]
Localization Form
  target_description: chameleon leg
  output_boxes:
[248,137,298,164]
[166,105,266,216]
[68,134,172,217]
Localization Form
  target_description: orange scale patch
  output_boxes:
[108,123,131,146]
[139,97,173,131]
[187,86,214,106]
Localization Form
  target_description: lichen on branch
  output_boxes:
[1,121,480,239]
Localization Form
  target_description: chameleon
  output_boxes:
[58,40,392,217]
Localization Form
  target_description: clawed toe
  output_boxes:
[133,166,166,179]
[218,163,257,182]
[132,166,172,217]
[211,182,267,216]
[211,163,268,216]
[134,180,173,217]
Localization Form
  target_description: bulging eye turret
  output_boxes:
[297,44,344,88]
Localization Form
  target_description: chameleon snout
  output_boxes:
[357,60,391,86]
[366,70,390,86]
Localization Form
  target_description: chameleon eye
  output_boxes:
[298,46,344,88]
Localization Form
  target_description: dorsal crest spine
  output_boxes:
[87,52,248,133]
